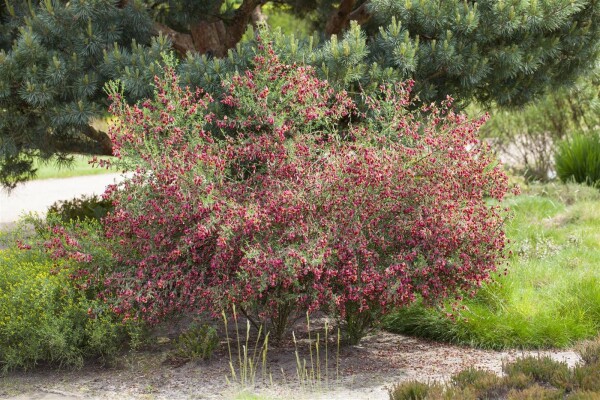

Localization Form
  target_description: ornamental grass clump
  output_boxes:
[96,42,508,343]
[555,133,600,188]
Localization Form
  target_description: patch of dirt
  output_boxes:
[0,329,580,400]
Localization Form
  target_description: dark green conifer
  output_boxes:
[1,0,600,187]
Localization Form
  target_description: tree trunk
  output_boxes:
[326,1,372,37]
[190,20,230,57]
[154,0,264,58]
[326,0,357,36]
[81,125,113,156]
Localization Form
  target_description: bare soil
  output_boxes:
[0,324,579,400]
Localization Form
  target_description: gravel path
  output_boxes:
[0,174,124,228]
[0,331,580,400]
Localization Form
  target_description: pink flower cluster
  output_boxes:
[100,44,508,334]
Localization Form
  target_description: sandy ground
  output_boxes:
[0,330,580,400]
[0,174,125,228]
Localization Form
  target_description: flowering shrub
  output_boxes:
[101,44,508,342]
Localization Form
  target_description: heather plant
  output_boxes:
[98,43,508,343]
[578,336,600,366]
[389,338,600,399]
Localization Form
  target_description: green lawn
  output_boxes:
[383,182,600,349]
[32,154,115,180]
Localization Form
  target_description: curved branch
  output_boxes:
[81,125,113,156]
[153,22,195,57]
[225,0,265,49]
[348,3,371,26]
[326,1,372,36]
[326,0,357,36]
[190,0,264,57]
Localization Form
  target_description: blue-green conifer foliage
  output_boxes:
[1,0,599,187]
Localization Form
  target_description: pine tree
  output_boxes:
[0,0,163,187]
[1,0,600,187]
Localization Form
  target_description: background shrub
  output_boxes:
[388,380,436,400]
[503,357,571,389]
[0,248,119,371]
[477,73,600,182]
[47,194,113,223]
[555,133,600,188]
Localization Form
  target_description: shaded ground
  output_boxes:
[0,329,579,400]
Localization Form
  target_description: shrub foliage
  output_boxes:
[97,44,508,341]
[0,218,138,372]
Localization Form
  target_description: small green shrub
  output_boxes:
[0,217,141,372]
[556,133,600,188]
[47,194,113,223]
[451,368,500,389]
[578,336,600,366]
[388,381,477,400]
[171,323,219,362]
[388,381,435,400]
[451,368,525,399]
[0,247,130,371]
[572,364,600,391]
[502,372,534,390]
[506,385,564,400]
[503,356,571,389]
